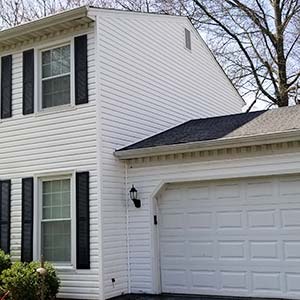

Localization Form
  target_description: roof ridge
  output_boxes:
[189,105,300,123]
[189,109,265,123]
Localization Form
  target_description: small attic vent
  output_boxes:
[185,28,191,50]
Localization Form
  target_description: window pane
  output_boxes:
[42,64,51,78]
[52,61,61,76]
[42,179,71,220]
[42,50,50,65]
[41,220,71,262]
[52,206,61,219]
[41,45,71,109]
[52,180,61,193]
[43,207,51,220]
[61,180,70,191]
[43,181,52,193]
[61,192,70,205]
[52,193,61,206]
[62,45,70,60]
[52,48,61,63]
[42,45,70,78]
[61,46,70,73]
[42,75,70,108]
[41,178,71,263]
[43,194,51,206]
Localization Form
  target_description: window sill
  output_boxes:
[34,104,77,117]
[54,264,76,272]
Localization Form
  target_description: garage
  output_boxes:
[115,106,300,299]
[158,175,300,298]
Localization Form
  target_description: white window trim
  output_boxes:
[33,172,76,269]
[35,39,75,113]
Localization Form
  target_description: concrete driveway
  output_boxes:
[111,295,264,300]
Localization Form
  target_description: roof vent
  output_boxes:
[185,28,191,50]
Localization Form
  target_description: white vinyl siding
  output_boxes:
[96,11,243,299]
[2,29,100,300]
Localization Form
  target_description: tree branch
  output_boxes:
[193,0,277,104]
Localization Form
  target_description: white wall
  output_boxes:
[125,150,300,295]
[1,28,101,299]
[94,9,243,299]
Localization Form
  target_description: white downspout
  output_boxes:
[125,161,131,294]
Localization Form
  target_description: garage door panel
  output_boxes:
[188,241,214,259]
[249,240,279,260]
[284,241,300,261]
[191,270,217,289]
[160,212,185,229]
[159,175,300,298]
[286,273,300,293]
[220,271,248,291]
[162,269,188,289]
[246,180,274,200]
[187,185,210,201]
[187,212,213,229]
[279,177,300,197]
[215,183,242,200]
[247,209,277,229]
[218,240,246,260]
[216,210,243,229]
[252,272,281,292]
[281,209,300,228]
[160,241,185,258]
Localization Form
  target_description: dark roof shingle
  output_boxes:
[117,105,300,152]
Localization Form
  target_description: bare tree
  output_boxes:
[0,0,115,27]
[0,0,27,27]
[111,0,194,15]
[1,0,298,109]
[192,0,300,108]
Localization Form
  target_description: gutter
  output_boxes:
[0,6,90,42]
[114,130,300,160]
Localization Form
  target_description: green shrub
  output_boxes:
[0,249,11,275]
[0,261,60,300]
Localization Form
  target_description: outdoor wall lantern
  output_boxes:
[130,185,141,208]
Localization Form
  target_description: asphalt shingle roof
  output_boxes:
[117,105,300,152]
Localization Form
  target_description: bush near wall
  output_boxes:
[0,250,11,275]
[0,250,12,299]
[0,251,60,300]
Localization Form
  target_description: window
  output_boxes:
[41,178,71,263]
[41,44,71,109]
[185,28,191,50]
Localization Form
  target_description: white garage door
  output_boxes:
[159,175,300,299]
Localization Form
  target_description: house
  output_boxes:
[4,5,297,300]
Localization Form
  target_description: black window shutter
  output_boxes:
[74,35,88,105]
[21,177,34,262]
[76,172,90,269]
[0,180,11,253]
[1,55,12,119]
[22,49,34,115]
